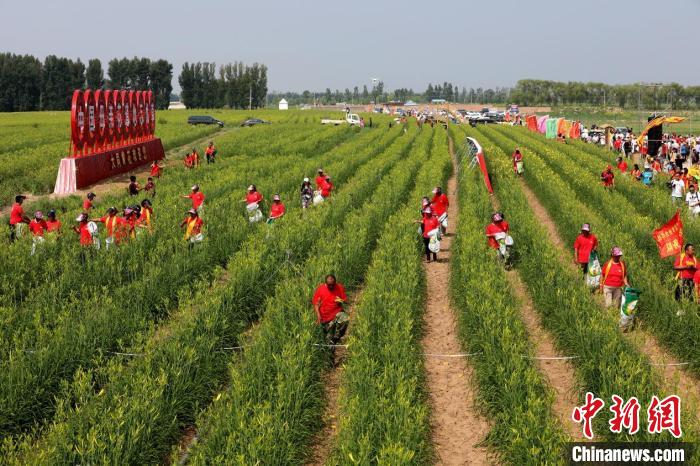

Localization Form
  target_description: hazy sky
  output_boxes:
[2,0,698,92]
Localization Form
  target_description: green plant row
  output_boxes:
[0,125,384,437]
[489,125,700,375]
[446,127,569,464]
[326,131,451,466]
[0,124,422,465]
[184,128,438,465]
[467,125,676,443]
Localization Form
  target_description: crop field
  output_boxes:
[0,110,698,464]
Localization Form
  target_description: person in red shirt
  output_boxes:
[485,212,510,250]
[73,213,94,248]
[180,209,204,249]
[315,169,326,190]
[93,207,125,249]
[192,148,200,167]
[144,177,156,198]
[616,157,628,174]
[416,207,440,262]
[601,165,615,189]
[183,185,206,214]
[205,141,217,164]
[120,207,138,240]
[9,194,30,242]
[150,160,162,178]
[267,194,285,223]
[573,223,598,274]
[244,185,264,206]
[28,211,48,255]
[673,243,697,302]
[512,148,524,175]
[630,164,642,181]
[184,153,194,169]
[600,247,629,308]
[45,210,62,235]
[312,274,349,345]
[431,186,449,234]
[320,176,333,198]
[83,192,96,212]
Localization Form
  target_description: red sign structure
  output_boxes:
[54,89,164,194]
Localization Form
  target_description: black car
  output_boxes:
[240,118,270,127]
[188,115,224,127]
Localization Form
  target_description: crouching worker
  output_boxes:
[312,274,349,345]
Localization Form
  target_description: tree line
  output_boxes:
[178,62,268,109]
[0,53,173,112]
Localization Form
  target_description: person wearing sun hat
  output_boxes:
[600,246,629,308]
[180,208,204,249]
[573,223,598,274]
[182,185,206,215]
[300,177,314,209]
[267,194,286,224]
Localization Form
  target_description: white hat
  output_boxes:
[248,185,254,191]
[303,177,310,182]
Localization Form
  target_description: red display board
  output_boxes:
[57,88,164,194]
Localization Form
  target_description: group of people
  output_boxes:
[416,186,449,262]
[184,142,218,169]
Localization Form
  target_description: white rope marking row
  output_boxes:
[423,351,482,358]
[522,355,580,361]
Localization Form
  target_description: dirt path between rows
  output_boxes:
[488,192,583,441]
[306,292,361,466]
[421,144,491,466]
[515,178,700,426]
[1,127,230,218]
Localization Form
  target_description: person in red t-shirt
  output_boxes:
[616,157,628,174]
[9,194,30,242]
[315,169,326,190]
[73,213,94,248]
[312,274,349,345]
[416,207,440,262]
[28,211,48,255]
[485,212,510,250]
[600,247,629,308]
[183,185,206,214]
[431,186,449,234]
[83,192,96,212]
[150,160,162,178]
[673,243,697,302]
[601,166,615,189]
[573,223,598,274]
[244,184,264,206]
[320,177,333,198]
[267,194,285,223]
[512,149,524,175]
[45,210,62,235]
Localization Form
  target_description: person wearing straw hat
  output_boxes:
[180,209,204,249]
[312,274,348,345]
[267,194,285,224]
[600,247,629,309]
[8,194,30,242]
[573,223,598,274]
[183,185,205,215]
[28,211,48,255]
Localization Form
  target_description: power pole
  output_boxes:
[249,83,252,110]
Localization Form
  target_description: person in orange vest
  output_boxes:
[181,208,204,249]
[137,199,154,230]
[312,274,348,345]
[8,194,30,242]
[267,194,285,223]
[121,207,138,240]
[92,207,125,249]
[600,247,629,308]
[191,148,200,167]
[205,141,217,164]
[83,192,96,212]
[573,223,598,274]
[28,211,48,255]
[673,243,697,302]
[150,160,162,178]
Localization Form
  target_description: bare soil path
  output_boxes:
[421,146,491,466]
[515,177,700,426]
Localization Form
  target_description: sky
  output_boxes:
[1,0,698,92]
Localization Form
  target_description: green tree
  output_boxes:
[86,58,103,89]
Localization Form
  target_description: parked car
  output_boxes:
[240,118,270,127]
[187,115,224,127]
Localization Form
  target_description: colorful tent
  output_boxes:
[537,115,549,134]
[546,118,559,139]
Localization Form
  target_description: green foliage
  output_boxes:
[179,62,267,109]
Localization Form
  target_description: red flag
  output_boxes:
[652,211,684,258]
